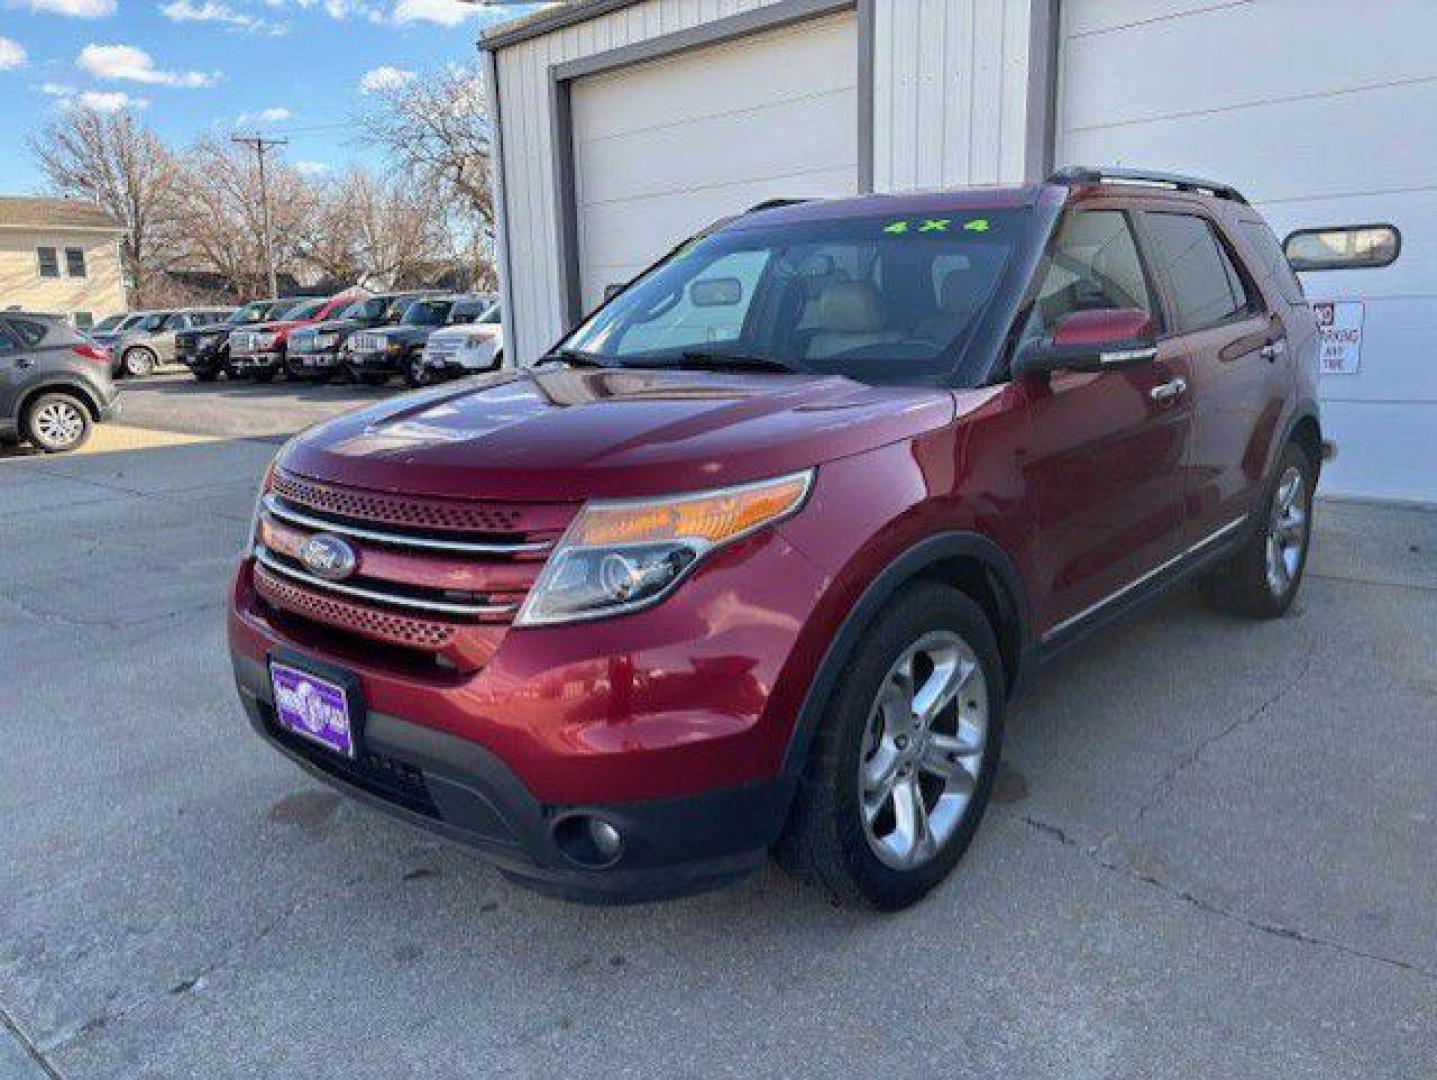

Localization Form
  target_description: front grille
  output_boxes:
[252,470,575,669]
[271,470,570,536]
[231,331,259,353]
[353,333,383,352]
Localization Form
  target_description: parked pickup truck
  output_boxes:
[420,297,503,381]
[286,292,437,384]
[344,295,469,387]
[228,293,360,383]
[176,298,298,382]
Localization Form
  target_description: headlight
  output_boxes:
[245,458,280,555]
[515,471,813,627]
[386,340,404,353]
[258,332,277,349]
[466,335,491,349]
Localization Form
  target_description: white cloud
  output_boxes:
[235,106,293,125]
[160,0,287,34]
[78,89,147,112]
[77,43,220,88]
[0,37,27,71]
[358,65,414,94]
[28,0,116,17]
[391,0,476,27]
[295,160,330,177]
[40,81,74,96]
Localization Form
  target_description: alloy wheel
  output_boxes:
[124,349,155,378]
[33,400,86,449]
[858,630,989,870]
[1265,464,1308,597]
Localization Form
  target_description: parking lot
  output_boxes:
[2,378,1434,1079]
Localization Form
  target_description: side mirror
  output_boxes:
[1013,308,1157,377]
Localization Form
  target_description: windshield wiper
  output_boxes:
[637,350,808,374]
[533,347,614,369]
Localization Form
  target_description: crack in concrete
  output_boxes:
[1,1000,63,1079]
[0,592,221,631]
[37,894,306,1060]
[1019,812,1437,985]
[1112,647,1319,841]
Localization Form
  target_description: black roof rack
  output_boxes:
[1049,166,1247,204]
[745,198,811,213]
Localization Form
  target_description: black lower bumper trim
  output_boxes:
[232,651,790,902]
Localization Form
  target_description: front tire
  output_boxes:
[404,354,433,389]
[23,393,92,453]
[122,347,157,379]
[1200,441,1315,619]
[776,582,1005,910]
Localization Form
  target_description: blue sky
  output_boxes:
[0,0,549,192]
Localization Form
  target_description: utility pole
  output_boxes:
[231,135,288,298]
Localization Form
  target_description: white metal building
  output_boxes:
[481,0,1436,504]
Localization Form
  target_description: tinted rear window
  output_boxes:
[8,318,51,346]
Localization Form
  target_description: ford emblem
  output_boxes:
[299,533,357,581]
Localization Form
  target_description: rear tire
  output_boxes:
[122,347,157,379]
[405,354,433,389]
[1199,440,1315,619]
[775,582,1005,910]
[23,392,92,453]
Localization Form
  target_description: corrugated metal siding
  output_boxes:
[492,0,1042,363]
[871,0,1035,191]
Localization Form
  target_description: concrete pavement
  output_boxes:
[1,384,1433,1078]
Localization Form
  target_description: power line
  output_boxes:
[231,135,288,299]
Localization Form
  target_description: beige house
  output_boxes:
[0,196,128,328]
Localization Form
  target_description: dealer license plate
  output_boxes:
[270,662,355,758]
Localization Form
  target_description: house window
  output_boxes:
[36,247,60,279]
[74,311,94,330]
[65,247,88,278]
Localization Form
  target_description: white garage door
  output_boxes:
[570,11,858,312]
[1056,0,1437,504]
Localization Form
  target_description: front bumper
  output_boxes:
[347,348,404,373]
[294,350,344,370]
[226,522,832,901]
[229,351,283,373]
[232,649,785,901]
[178,342,226,370]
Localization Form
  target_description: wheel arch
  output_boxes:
[780,531,1032,780]
[18,378,105,423]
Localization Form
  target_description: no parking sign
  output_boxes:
[1313,300,1365,375]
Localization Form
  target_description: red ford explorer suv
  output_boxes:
[229,168,1323,908]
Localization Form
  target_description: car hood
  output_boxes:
[294,318,358,336]
[279,368,958,501]
[429,324,500,342]
[359,325,433,344]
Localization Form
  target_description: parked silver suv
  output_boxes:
[109,307,233,379]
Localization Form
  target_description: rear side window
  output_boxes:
[1020,210,1157,345]
[1145,213,1254,333]
[9,318,50,346]
[1241,220,1305,304]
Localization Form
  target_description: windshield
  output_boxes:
[137,312,169,333]
[235,301,278,324]
[561,208,1028,385]
[477,303,501,325]
[341,297,387,321]
[445,300,487,325]
[401,299,453,327]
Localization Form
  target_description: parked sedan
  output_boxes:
[110,308,235,379]
[420,298,503,381]
[176,299,299,382]
[345,296,463,387]
[1,312,119,453]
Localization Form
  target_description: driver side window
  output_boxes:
[1021,210,1155,345]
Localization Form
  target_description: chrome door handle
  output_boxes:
[1150,378,1187,403]
[1260,339,1286,361]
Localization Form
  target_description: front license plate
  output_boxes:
[270,662,355,757]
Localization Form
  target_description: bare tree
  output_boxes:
[171,138,321,297]
[28,107,181,305]
[359,63,497,284]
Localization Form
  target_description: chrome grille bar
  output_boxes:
[253,545,517,618]
[262,494,552,556]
